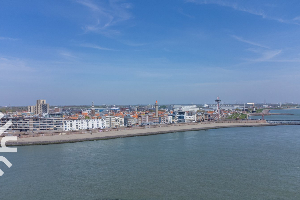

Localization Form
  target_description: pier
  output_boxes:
[267,120,300,125]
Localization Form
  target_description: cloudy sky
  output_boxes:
[1,0,300,106]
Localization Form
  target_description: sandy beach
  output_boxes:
[5,120,270,146]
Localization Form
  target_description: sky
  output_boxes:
[1,0,300,106]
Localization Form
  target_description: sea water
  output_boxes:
[1,110,300,200]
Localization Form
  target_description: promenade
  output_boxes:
[6,120,269,146]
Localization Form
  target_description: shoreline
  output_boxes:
[6,121,273,146]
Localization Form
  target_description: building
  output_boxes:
[124,116,136,126]
[177,111,186,123]
[173,105,198,112]
[63,118,106,131]
[167,115,173,123]
[0,117,106,132]
[0,117,64,132]
[28,99,50,115]
[138,115,149,125]
[105,116,124,128]
[36,100,49,115]
[105,116,116,128]
[159,116,167,124]
[115,117,124,127]
[28,105,36,113]
[54,107,62,113]
[185,114,196,123]
[196,113,205,122]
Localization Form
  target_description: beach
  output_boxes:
[6,120,269,146]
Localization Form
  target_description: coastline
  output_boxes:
[6,121,272,146]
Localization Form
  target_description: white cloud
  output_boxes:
[77,0,133,35]
[178,8,195,18]
[256,50,282,61]
[187,0,300,25]
[231,35,269,49]
[246,48,282,62]
[186,0,266,17]
[0,36,19,41]
[80,43,115,51]
[59,50,77,59]
[293,16,300,21]
[0,57,33,72]
[120,40,147,47]
[76,0,99,11]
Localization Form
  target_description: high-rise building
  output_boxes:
[36,99,49,114]
[37,100,46,105]
[28,99,49,115]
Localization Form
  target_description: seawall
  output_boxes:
[5,121,272,146]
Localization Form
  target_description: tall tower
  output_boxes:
[91,101,95,116]
[215,97,221,120]
[155,100,158,117]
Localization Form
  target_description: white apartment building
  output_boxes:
[115,117,124,127]
[105,116,124,128]
[63,118,106,131]
[176,111,197,123]
[167,116,173,124]
[185,114,197,122]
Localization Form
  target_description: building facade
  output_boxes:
[28,99,50,115]
[36,100,49,114]
[105,116,124,128]
[63,118,106,131]
[0,117,64,132]
[28,105,36,113]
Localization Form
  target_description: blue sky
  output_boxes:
[1,0,300,106]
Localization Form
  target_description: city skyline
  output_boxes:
[1,0,300,105]
[0,99,297,107]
